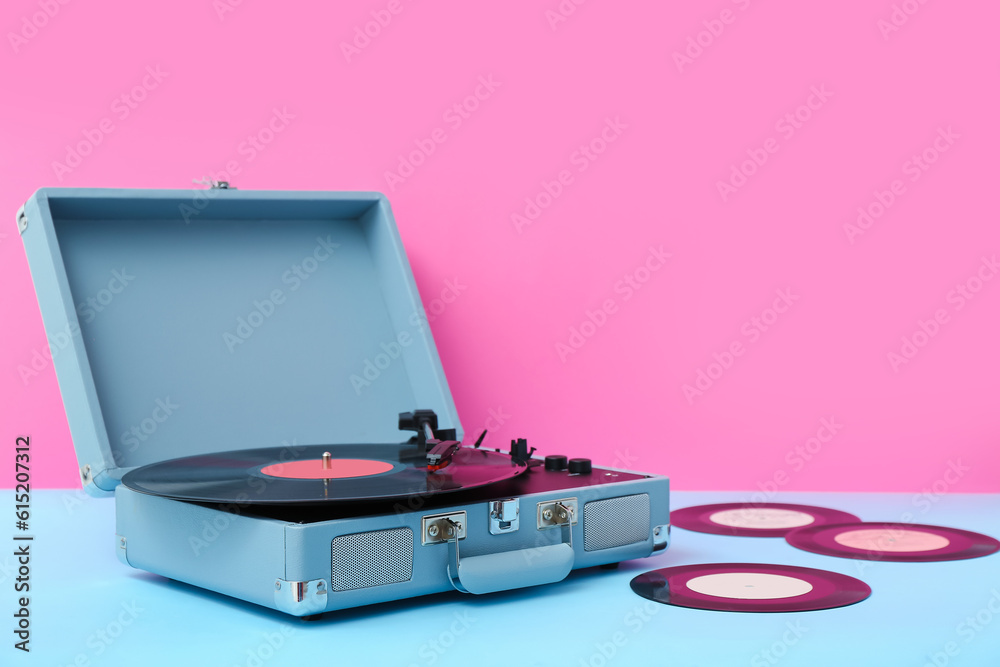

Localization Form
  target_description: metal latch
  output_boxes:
[421,511,467,545]
[489,498,519,535]
[116,535,130,566]
[653,524,670,552]
[193,178,237,190]
[537,498,578,529]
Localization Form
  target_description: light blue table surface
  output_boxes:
[3,490,998,667]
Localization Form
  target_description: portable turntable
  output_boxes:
[18,187,670,617]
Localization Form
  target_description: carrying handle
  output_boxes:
[444,511,575,595]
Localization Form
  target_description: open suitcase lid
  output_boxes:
[18,187,461,495]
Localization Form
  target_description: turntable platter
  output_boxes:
[121,443,528,505]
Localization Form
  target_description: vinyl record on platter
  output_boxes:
[629,563,871,613]
[785,522,1000,562]
[121,443,527,505]
[670,502,861,537]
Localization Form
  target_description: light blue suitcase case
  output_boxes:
[18,186,669,616]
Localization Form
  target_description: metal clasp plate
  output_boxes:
[653,524,670,552]
[489,498,519,535]
[193,178,236,190]
[537,498,578,529]
[421,511,467,545]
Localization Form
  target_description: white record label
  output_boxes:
[709,508,816,530]
[685,572,814,600]
[833,528,951,553]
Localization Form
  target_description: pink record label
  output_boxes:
[260,458,395,480]
[685,572,814,600]
[709,508,816,530]
[833,528,951,553]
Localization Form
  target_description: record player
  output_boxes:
[18,186,670,617]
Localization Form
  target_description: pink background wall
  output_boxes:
[2,0,998,492]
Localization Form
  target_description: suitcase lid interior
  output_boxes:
[20,187,461,493]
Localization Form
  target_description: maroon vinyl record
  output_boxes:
[670,502,861,538]
[785,522,1000,562]
[630,563,871,613]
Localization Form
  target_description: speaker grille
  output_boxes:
[331,528,413,591]
[583,494,650,552]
